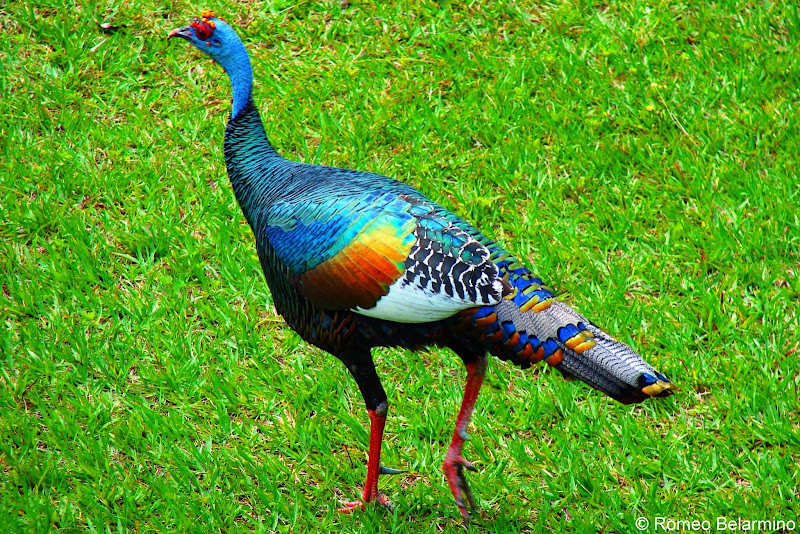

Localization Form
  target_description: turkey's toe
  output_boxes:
[337,499,365,514]
[337,492,393,514]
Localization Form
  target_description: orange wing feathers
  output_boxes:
[296,215,415,310]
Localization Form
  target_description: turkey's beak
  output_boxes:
[168,26,193,40]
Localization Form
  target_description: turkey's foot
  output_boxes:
[443,455,478,525]
[338,492,393,513]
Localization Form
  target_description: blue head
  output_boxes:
[170,12,253,118]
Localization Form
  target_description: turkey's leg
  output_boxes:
[443,355,488,525]
[338,352,392,512]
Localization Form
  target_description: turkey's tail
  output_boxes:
[471,268,675,405]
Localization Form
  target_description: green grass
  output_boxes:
[2,0,799,531]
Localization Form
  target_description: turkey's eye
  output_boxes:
[194,21,214,41]
[190,16,216,41]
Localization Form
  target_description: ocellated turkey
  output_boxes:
[169,12,675,524]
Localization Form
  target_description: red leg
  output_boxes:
[443,356,488,525]
[337,352,394,513]
[338,404,392,512]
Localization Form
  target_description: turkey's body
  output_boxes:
[170,14,675,524]
[225,100,672,403]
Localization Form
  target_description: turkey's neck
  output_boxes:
[224,98,285,228]
[222,43,254,120]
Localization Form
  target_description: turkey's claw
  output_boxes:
[443,456,479,525]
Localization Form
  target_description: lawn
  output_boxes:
[2,0,798,532]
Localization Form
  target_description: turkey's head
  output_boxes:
[169,11,243,67]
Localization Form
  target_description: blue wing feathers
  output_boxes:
[265,192,416,274]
